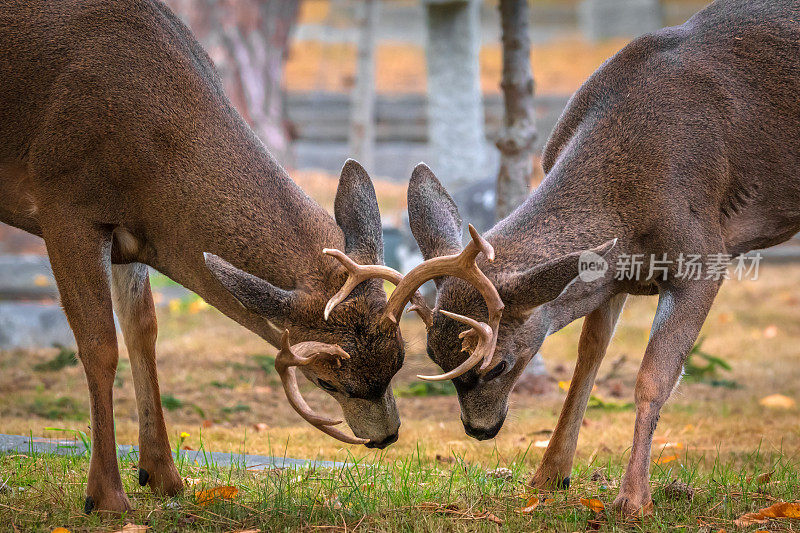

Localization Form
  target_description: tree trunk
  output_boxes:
[348,0,378,173]
[495,0,537,221]
[164,0,300,164]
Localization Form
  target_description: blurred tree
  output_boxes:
[494,0,537,222]
[165,0,300,164]
[348,0,378,173]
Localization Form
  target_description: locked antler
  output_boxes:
[382,224,504,380]
[322,249,433,326]
[275,330,368,445]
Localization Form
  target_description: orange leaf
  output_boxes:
[581,498,605,513]
[518,495,540,514]
[51,529,71,533]
[195,485,239,506]
[734,512,768,527]
[759,501,800,518]
[655,455,678,465]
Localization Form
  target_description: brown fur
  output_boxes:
[1,0,402,513]
[409,0,799,515]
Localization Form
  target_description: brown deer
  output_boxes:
[327,0,800,515]
[0,0,432,514]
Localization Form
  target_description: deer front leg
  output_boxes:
[42,220,131,514]
[111,264,183,496]
[530,294,627,489]
[614,281,720,515]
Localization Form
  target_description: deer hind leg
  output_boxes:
[614,281,720,515]
[530,293,627,490]
[41,218,130,514]
[111,263,183,496]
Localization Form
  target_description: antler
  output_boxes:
[322,249,433,327]
[274,330,368,445]
[385,224,505,380]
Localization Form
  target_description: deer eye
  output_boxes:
[483,360,507,382]
[317,379,338,393]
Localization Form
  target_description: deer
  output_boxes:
[0,0,435,514]
[323,0,800,515]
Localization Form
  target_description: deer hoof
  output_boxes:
[138,468,150,486]
[557,476,570,490]
[84,496,94,514]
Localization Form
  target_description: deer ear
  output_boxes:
[407,163,463,260]
[204,252,296,321]
[334,159,384,264]
[496,239,617,311]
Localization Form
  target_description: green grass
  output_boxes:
[1,446,799,532]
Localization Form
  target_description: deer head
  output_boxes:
[403,163,617,440]
[203,160,410,448]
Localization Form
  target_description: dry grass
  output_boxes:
[2,263,800,469]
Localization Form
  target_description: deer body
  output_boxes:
[407,0,800,514]
[1,0,404,513]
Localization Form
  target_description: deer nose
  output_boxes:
[364,432,399,449]
[462,417,504,441]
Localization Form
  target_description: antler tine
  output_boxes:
[323,248,433,326]
[381,224,504,379]
[417,310,494,381]
[274,330,369,445]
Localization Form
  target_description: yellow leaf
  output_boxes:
[759,394,796,409]
[195,485,239,506]
[759,501,800,518]
[581,498,605,512]
[655,454,677,465]
[112,525,149,533]
[51,529,70,533]
[558,380,571,391]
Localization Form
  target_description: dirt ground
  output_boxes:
[1,261,799,470]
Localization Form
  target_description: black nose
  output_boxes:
[462,418,504,441]
[364,432,399,449]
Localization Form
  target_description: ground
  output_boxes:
[1,262,799,530]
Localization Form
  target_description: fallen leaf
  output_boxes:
[757,472,772,484]
[581,498,605,513]
[195,485,238,506]
[184,477,202,487]
[202,419,214,428]
[655,455,678,465]
[482,511,503,525]
[518,495,540,514]
[252,422,268,432]
[759,501,800,518]
[734,512,769,527]
[51,529,70,533]
[112,525,149,533]
[759,394,796,409]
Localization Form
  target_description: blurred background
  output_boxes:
[3,0,798,464]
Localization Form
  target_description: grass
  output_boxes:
[3,263,800,529]
[1,445,799,531]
